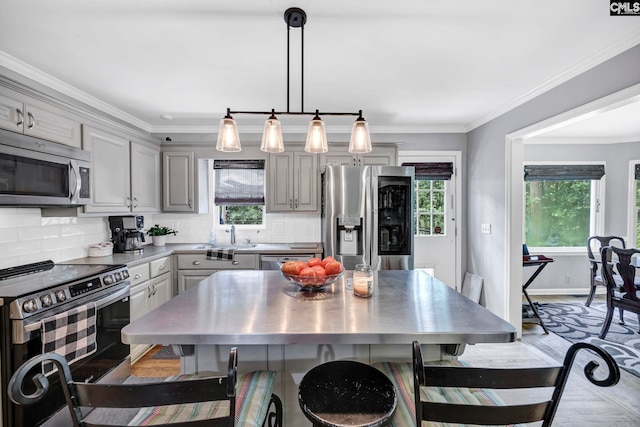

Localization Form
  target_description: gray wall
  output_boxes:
[467,44,640,318]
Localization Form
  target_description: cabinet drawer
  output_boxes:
[150,256,171,278]
[129,263,150,285]
[177,254,256,270]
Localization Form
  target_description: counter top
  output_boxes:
[121,270,516,346]
[65,242,323,267]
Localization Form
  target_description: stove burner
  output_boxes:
[0,260,55,281]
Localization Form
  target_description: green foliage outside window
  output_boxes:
[219,206,263,225]
[415,180,445,235]
[525,180,591,247]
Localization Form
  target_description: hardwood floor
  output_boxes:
[131,294,640,425]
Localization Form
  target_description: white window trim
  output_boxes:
[628,160,640,247]
[523,160,605,250]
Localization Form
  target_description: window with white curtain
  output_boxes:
[214,159,265,226]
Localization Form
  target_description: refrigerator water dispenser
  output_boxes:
[336,216,363,256]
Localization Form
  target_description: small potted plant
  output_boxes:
[146,224,178,247]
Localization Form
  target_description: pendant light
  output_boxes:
[216,109,241,152]
[260,110,284,153]
[348,111,372,154]
[218,8,372,154]
[305,110,328,153]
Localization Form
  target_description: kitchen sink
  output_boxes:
[193,243,257,250]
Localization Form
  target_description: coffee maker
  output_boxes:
[109,215,145,253]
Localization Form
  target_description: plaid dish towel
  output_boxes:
[41,302,97,375]
[206,249,235,260]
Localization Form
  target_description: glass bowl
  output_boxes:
[280,270,344,291]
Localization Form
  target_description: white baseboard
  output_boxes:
[527,287,605,296]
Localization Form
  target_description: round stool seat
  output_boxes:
[298,360,396,427]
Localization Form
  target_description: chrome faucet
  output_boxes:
[226,225,236,244]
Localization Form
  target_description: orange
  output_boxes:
[307,257,322,267]
[324,261,343,275]
[321,256,336,267]
[311,265,326,276]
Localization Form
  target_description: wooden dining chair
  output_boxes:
[599,246,640,339]
[8,348,282,427]
[585,235,626,307]
[412,340,619,426]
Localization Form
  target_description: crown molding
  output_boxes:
[150,124,467,135]
[468,29,640,131]
[0,51,152,132]
[526,136,640,145]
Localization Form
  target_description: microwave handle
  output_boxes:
[69,160,82,201]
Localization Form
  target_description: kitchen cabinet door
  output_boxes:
[320,145,397,167]
[83,126,131,213]
[129,281,151,362]
[149,273,172,311]
[131,141,161,212]
[163,151,195,212]
[268,151,318,212]
[0,87,82,147]
[177,270,217,294]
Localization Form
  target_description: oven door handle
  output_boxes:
[14,284,131,344]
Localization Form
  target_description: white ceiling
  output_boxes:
[1,0,639,138]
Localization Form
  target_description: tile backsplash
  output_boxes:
[0,207,321,269]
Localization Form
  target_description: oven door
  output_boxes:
[8,284,130,427]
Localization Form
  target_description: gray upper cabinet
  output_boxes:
[83,125,160,213]
[163,151,195,212]
[268,150,318,213]
[320,145,397,167]
[0,87,82,148]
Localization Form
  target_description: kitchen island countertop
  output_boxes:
[122,269,516,346]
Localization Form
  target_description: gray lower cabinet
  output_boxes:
[129,256,172,361]
[176,254,258,293]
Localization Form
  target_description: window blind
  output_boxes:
[214,159,265,205]
[401,162,454,180]
[523,164,605,181]
[635,163,640,179]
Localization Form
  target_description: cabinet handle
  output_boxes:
[193,261,200,265]
[126,196,131,207]
[232,261,239,265]
[294,198,298,209]
[147,285,152,298]
[27,112,35,129]
[152,284,157,296]
[289,199,293,208]
[133,197,138,208]
[188,199,192,208]
[16,108,24,126]
[134,274,142,280]
[159,265,165,270]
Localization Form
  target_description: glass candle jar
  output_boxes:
[353,264,373,297]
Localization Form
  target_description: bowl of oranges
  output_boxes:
[280,256,344,291]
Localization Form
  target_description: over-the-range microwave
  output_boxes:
[0,128,91,207]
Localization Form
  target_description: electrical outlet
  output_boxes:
[481,223,491,234]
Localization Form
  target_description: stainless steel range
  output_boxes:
[0,260,131,427]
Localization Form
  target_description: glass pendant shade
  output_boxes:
[260,116,284,153]
[348,118,372,154]
[305,114,328,153]
[216,116,241,152]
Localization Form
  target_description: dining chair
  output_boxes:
[412,340,619,426]
[8,348,282,427]
[599,246,640,339]
[585,235,626,307]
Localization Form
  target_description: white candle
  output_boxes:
[354,277,372,296]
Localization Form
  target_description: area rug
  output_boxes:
[151,345,179,359]
[538,302,640,378]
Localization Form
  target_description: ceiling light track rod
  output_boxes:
[227,108,363,118]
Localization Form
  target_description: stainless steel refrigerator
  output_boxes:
[321,165,414,270]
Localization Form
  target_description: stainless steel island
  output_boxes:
[122,270,516,424]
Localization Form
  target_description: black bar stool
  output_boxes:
[298,360,396,427]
